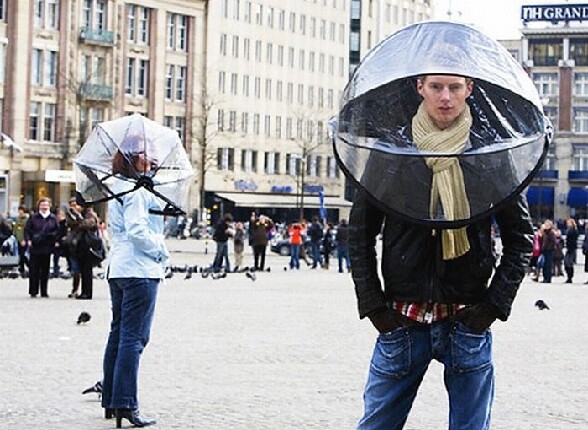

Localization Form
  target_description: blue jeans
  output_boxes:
[213,241,230,272]
[542,250,553,283]
[311,242,322,268]
[102,278,159,410]
[358,320,494,430]
[290,244,300,269]
[337,245,350,272]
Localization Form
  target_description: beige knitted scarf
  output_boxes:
[412,102,472,260]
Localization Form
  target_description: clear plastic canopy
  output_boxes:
[333,21,551,227]
[74,113,194,215]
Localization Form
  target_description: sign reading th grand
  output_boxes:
[522,4,588,22]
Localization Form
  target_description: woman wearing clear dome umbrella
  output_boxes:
[74,114,194,427]
[333,22,551,429]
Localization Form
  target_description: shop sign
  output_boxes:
[234,179,258,191]
[304,185,324,193]
[45,170,76,183]
[271,185,293,193]
[521,4,588,23]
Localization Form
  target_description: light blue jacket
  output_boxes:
[106,185,169,280]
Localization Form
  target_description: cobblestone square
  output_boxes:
[0,239,586,429]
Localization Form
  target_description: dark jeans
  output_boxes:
[102,278,159,410]
[79,255,94,298]
[253,245,267,270]
[28,253,51,296]
[542,250,554,283]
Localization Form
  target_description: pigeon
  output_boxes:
[185,267,193,280]
[165,267,173,279]
[534,300,550,310]
[77,311,91,325]
[246,271,256,282]
[82,380,102,395]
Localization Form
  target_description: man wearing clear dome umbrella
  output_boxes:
[74,113,194,427]
[333,22,552,429]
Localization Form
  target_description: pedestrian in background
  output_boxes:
[212,213,234,272]
[250,214,274,271]
[65,197,84,297]
[24,197,59,298]
[336,219,350,273]
[52,208,67,278]
[322,223,336,269]
[233,221,246,272]
[564,218,579,283]
[13,206,29,275]
[307,216,323,269]
[288,221,303,270]
[541,219,556,283]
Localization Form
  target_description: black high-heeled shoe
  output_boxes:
[104,408,115,419]
[115,408,156,428]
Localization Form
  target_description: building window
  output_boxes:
[29,102,41,140]
[229,110,237,132]
[219,33,227,56]
[265,79,272,100]
[43,103,56,141]
[575,72,588,96]
[230,72,238,95]
[233,0,240,20]
[327,156,340,178]
[241,112,249,134]
[29,101,56,142]
[217,109,224,132]
[275,116,282,139]
[218,71,226,93]
[255,40,262,62]
[574,108,588,133]
[244,0,251,22]
[307,154,318,177]
[232,35,239,57]
[529,39,562,67]
[276,81,283,101]
[264,152,280,174]
[34,0,60,29]
[80,54,105,85]
[573,146,588,170]
[243,38,250,60]
[31,49,57,87]
[264,115,271,137]
[570,39,588,66]
[176,66,186,101]
[266,43,273,64]
[286,154,301,176]
[253,113,260,135]
[218,147,235,171]
[0,0,5,21]
[543,106,558,129]
[165,65,173,100]
[286,117,293,139]
[242,75,250,97]
[82,0,107,30]
[241,149,258,172]
[533,72,559,97]
[127,5,150,44]
[254,77,261,98]
[167,13,188,51]
[125,58,149,96]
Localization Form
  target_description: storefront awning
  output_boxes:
[526,186,554,206]
[567,187,588,208]
[215,192,351,209]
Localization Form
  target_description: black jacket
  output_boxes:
[349,190,533,321]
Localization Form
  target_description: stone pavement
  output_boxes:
[0,238,587,429]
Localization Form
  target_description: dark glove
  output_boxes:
[451,303,500,334]
[368,308,417,334]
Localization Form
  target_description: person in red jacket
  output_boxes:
[288,221,303,269]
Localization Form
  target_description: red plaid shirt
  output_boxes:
[391,301,467,324]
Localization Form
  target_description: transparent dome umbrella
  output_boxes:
[332,21,552,228]
[74,113,194,216]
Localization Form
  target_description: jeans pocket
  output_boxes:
[450,322,492,373]
[370,328,411,378]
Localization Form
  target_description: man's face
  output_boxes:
[38,201,51,214]
[416,75,473,130]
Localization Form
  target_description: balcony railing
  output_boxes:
[534,169,559,180]
[79,83,113,101]
[79,27,115,45]
[568,170,588,181]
